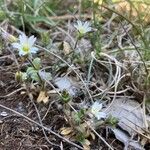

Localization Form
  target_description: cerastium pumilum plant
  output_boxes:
[1,29,52,103]
[0,20,117,149]
[59,20,117,149]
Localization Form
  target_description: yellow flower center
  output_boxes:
[22,44,29,52]
[79,27,85,34]
[92,108,98,113]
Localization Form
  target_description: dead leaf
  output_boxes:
[20,91,26,95]
[116,1,150,22]
[60,127,73,135]
[112,128,144,150]
[62,41,72,55]
[37,91,49,103]
[107,98,145,136]
[55,76,78,96]
[84,139,90,146]
[83,139,91,150]
[83,145,90,150]
[90,132,95,140]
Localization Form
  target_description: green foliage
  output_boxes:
[0,10,6,21]
[105,115,119,127]
[75,132,86,143]
[25,57,41,82]
[40,31,52,47]
[61,90,71,103]
[32,57,41,70]
[24,14,55,26]
[0,0,55,32]
[26,67,40,82]
[74,109,85,125]
[90,2,103,56]
[15,71,27,82]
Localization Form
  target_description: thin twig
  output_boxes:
[119,21,148,75]
[36,44,93,102]
[0,87,24,98]
[24,83,59,147]
[88,124,114,150]
[47,14,91,21]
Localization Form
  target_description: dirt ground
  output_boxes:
[0,49,125,150]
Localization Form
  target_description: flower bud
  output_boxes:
[15,71,27,82]
[2,31,17,43]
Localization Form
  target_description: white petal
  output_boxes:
[74,23,80,30]
[92,101,103,111]
[30,47,38,53]
[77,20,82,26]
[86,27,92,32]
[28,35,36,46]
[96,112,106,120]
[83,21,90,28]
[19,49,27,56]
[77,20,83,29]
[19,34,27,44]
[12,43,22,49]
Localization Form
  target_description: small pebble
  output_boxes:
[0,111,8,117]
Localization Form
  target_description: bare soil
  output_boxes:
[0,49,124,150]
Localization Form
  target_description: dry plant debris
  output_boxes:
[0,0,150,150]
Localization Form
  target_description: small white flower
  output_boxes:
[74,20,92,35]
[91,101,106,120]
[12,33,38,56]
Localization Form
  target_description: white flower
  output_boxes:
[74,20,92,35]
[12,33,38,56]
[91,101,106,120]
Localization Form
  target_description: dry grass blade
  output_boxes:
[0,87,25,98]
[36,44,93,102]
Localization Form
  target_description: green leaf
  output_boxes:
[24,14,55,26]
[61,90,71,103]
[26,67,40,82]
[74,109,85,124]
[105,115,119,127]
[27,67,37,75]
[33,57,41,70]
[31,73,40,82]
[76,132,86,143]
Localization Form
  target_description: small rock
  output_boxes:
[0,111,8,117]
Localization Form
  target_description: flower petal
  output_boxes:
[19,33,27,45]
[96,112,106,120]
[19,49,26,56]
[12,33,38,56]
[77,20,82,27]
[12,43,22,49]
[92,101,102,111]
[83,21,90,28]
[30,47,38,53]
[28,35,36,46]
[74,20,91,34]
